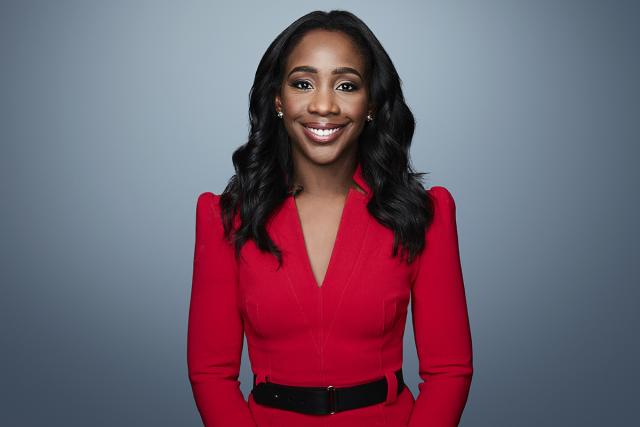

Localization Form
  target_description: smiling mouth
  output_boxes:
[305,126,343,136]
[301,123,348,144]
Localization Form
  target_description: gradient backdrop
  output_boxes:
[1,1,638,426]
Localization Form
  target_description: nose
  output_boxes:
[308,84,340,116]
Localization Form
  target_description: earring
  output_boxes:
[277,110,284,119]
[366,113,373,122]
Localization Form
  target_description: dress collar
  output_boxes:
[286,161,371,198]
[351,161,370,196]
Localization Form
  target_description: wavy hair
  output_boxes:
[219,9,434,266]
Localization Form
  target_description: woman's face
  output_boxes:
[275,29,373,166]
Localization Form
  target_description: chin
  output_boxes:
[301,143,358,166]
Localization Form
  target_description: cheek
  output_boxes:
[283,121,303,146]
[280,88,305,111]
[344,99,369,121]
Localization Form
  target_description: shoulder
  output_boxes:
[196,191,224,215]
[195,192,224,231]
[424,186,458,231]
[193,192,237,258]
[426,185,456,210]
[196,191,221,213]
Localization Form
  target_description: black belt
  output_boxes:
[251,368,404,415]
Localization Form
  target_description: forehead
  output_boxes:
[285,29,365,73]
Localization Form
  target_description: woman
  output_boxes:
[187,10,473,427]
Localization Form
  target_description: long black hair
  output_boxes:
[219,9,434,266]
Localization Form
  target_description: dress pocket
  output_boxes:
[381,386,416,427]
[248,390,273,427]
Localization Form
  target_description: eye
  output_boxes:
[337,82,359,92]
[290,80,312,91]
[289,80,360,92]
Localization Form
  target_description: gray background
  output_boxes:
[1,0,638,426]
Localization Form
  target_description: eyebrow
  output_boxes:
[287,65,363,80]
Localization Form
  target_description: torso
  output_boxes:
[292,182,366,288]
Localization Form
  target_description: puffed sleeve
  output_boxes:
[187,192,257,427]
[406,186,474,427]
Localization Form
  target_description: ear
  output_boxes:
[275,94,282,113]
[367,101,375,116]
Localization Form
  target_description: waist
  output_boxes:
[251,368,405,415]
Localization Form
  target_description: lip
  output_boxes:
[301,122,348,144]
[302,122,347,129]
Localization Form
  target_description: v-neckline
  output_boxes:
[289,188,354,289]
[278,162,372,353]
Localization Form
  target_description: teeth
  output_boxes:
[306,126,342,136]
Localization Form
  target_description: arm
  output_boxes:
[187,192,257,427]
[407,187,474,427]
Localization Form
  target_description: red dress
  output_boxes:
[187,162,473,427]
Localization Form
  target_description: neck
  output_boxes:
[289,159,358,198]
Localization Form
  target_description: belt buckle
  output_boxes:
[326,385,336,414]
